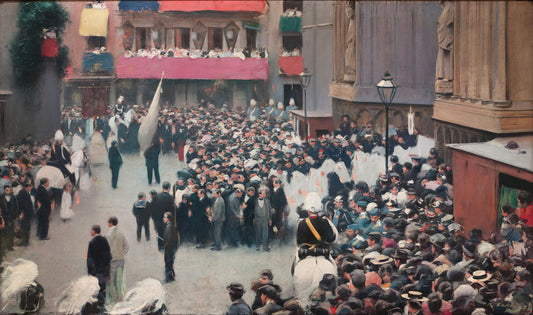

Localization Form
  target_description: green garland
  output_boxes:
[9,2,70,88]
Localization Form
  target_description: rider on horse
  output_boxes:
[296,192,338,261]
[49,130,76,186]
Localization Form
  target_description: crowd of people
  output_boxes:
[102,98,532,314]
[1,96,533,314]
[122,46,268,60]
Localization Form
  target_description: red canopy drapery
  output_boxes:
[278,56,303,76]
[158,1,265,13]
[117,56,269,80]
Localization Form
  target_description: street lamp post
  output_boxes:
[298,68,312,139]
[376,71,398,174]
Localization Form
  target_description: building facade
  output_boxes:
[433,1,533,162]
[329,1,441,140]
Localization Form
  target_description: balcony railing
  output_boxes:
[278,56,303,76]
[116,56,268,80]
[158,1,265,13]
[83,52,114,74]
[279,15,302,33]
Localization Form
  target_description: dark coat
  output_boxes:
[117,123,128,151]
[164,221,179,252]
[243,195,257,226]
[296,215,337,246]
[108,146,123,169]
[157,191,176,220]
[87,235,112,277]
[1,193,20,224]
[17,188,33,224]
[35,185,52,218]
[50,144,71,166]
[127,120,140,153]
[144,143,160,167]
[132,199,150,220]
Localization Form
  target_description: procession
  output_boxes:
[1,88,532,314]
[1,0,533,314]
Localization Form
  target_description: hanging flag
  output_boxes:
[138,76,163,153]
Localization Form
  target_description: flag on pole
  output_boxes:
[138,76,163,153]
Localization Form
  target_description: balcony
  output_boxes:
[82,52,114,74]
[116,56,268,80]
[158,1,265,13]
[278,56,303,76]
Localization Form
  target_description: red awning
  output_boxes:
[117,56,269,80]
[159,1,265,13]
[278,56,303,76]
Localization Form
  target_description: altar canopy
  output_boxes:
[158,1,265,13]
[117,56,269,80]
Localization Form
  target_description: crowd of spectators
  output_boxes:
[2,98,532,314]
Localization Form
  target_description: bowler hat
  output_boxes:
[227,282,245,296]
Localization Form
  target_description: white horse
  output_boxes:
[56,276,100,315]
[0,259,43,314]
[292,253,337,304]
[109,278,167,315]
[34,149,88,190]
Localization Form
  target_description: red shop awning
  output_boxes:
[159,1,265,13]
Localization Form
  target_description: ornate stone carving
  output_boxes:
[343,1,356,83]
[435,1,454,95]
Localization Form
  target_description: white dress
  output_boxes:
[60,191,74,220]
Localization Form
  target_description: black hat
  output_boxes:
[391,249,409,260]
[390,155,399,163]
[318,273,337,292]
[258,285,278,299]
[226,282,245,296]
[355,181,369,192]
[505,141,519,149]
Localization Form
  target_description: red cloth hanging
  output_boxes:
[41,37,59,57]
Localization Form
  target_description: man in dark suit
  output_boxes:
[87,224,112,306]
[157,182,176,223]
[154,182,175,251]
[17,183,34,246]
[1,185,21,251]
[270,178,288,242]
[108,140,123,189]
[117,120,128,153]
[35,178,52,240]
[163,212,178,283]
[144,141,161,185]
